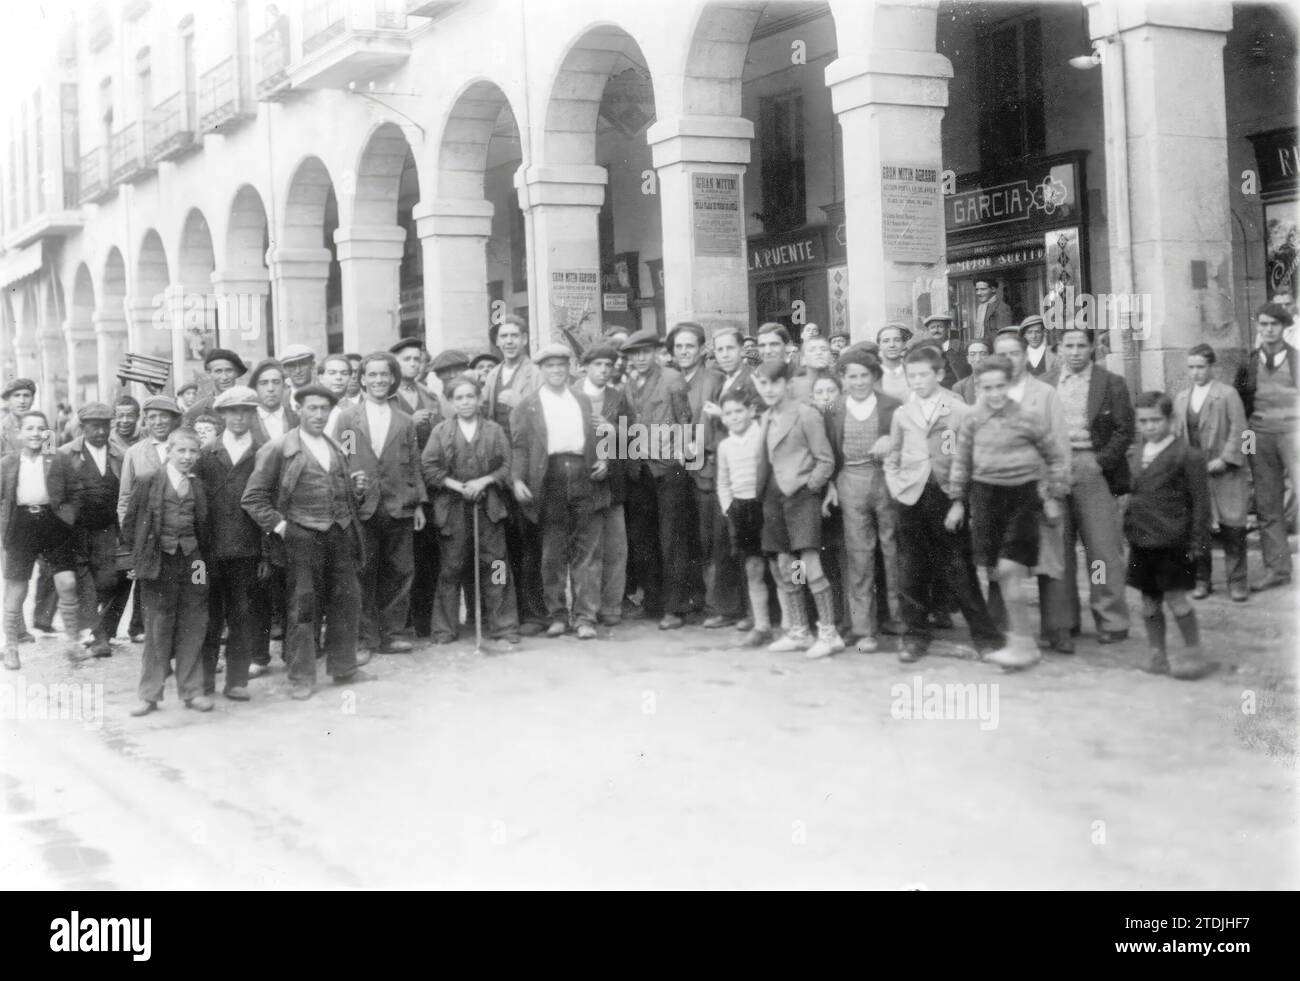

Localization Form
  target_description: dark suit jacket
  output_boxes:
[1123,439,1210,553]
[625,363,692,478]
[421,416,513,531]
[195,436,265,560]
[121,468,211,581]
[509,387,608,523]
[389,383,443,449]
[1049,365,1135,495]
[1233,343,1299,420]
[977,297,1012,340]
[240,428,366,568]
[940,348,971,389]
[335,401,427,522]
[572,381,635,505]
[0,452,55,549]
[683,365,725,488]
[251,403,300,445]
[47,436,124,530]
[823,392,903,476]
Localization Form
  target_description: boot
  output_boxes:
[805,587,845,659]
[748,583,772,634]
[1170,610,1216,680]
[1223,526,1249,602]
[1141,608,1168,674]
[768,588,812,652]
[60,593,91,662]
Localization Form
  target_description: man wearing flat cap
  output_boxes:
[48,402,127,658]
[1,378,37,457]
[242,383,367,699]
[184,348,248,425]
[1019,315,1057,378]
[429,349,471,420]
[922,313,971,387]
[277,344,318,404]
[510,344,606,639]
[621,328,695,629]
[117,395,184,528]
[195,386,266,701]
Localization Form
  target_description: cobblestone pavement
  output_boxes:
[2,555,1295,890]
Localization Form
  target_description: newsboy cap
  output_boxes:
[212,386,259,411]
[389,337,425,356]
[76,401,113,422]
[532,343,574,365]
[580,344,619,366]
[278,344,316,366]
[292,384,339,408]
[142,395,182,416]
[430,349,470,373]
[618,329,662,353]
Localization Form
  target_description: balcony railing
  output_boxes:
[148,93,197,162]
[78,148,111,203]
[304,0,349,54]
[109,123,155,184]
[198,57,255,132]
[256,23,292,100]
[291,0,412,91]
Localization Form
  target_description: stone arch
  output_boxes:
[352,121,418,227]
[435,79,522,201]
[282,155,336,250]
[226,184,270,275]
[136,229,171,360]
[179,208,216,291]
[678,2,766,118]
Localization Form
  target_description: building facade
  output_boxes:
[0,0,1295,413]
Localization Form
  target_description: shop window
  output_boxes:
[976,16,1044,166]
[61,83,80,207]
[755,276,807,332]
[759,93,806,233]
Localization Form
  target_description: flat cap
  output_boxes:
[278,344,317,366]
[923,313,954,327]
[212,386,259,411]
[1019,314,1045,332]
[389,337,425,356]
[204,348,248,374]
[176,380,199,397]
[430,349,470,373]
[142,395,182,416]
[77,401,114,422]
[469,349,502,369]
[1,378,36,399]
[292,384,339,407]
[618,329,662,352]
[532,342,574,365]
[581,344,619,366]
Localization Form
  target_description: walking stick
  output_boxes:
[472,498,484,655]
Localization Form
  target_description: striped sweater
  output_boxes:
[945,399,1067,501]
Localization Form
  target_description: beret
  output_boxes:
[204,348,248,375]
[142,395,182,416]
[430,349,470,373]
[532,342,574,365]
[77,401,113,422]
[1,378,36,399]
[249,358,285,388]
[292,384,339,408]
[389,337,425,355]
[212,386,259,411]
[278,344,316,366]
[618,329,662,352]
[581,344,619,366]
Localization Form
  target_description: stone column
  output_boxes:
[93,312,129,401]
[266,247,331,356]
[333,225,406,353]
[825,48,952,340]
[515,165,607,348]
[414,198,494,354]
[64,319,98,407]
[210,274,272,366]
[1087,0,1236,388]
[648,115,753,333]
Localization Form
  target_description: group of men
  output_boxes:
[0,297,1294,712]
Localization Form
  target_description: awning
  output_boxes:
[0,240,45,289]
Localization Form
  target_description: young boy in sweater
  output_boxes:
[945,356,1067,670]
[1124,392,1215,679]
[716,388,770,647]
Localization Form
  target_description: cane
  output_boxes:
[472,498,484,655]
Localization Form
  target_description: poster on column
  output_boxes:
[692,173,744,257]
[549,270,601,351]
[881,163,942,264]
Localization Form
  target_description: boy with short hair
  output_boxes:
[716,388,770,646]
[885,347,1004,662]
[1124,392,1215,679]
[944,355,1067,670]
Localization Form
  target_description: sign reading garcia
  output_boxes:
[945,158,1082,237]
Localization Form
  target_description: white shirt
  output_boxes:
[582,379,604,401]
[325,404,344,439]
[912,390,943,424]
[16,454,48,505]
[1262,347,1288,368]
[846,393,878,422]
[457,417,479,444]
[1141,434,1176,468]
[1008,378,1027,403]
[222,430,252,465]
[1027,344,1046,368]
[153,440,169,465]
[299,430,334,472]
[85,442,108,476]
[538,385,586,456]
[500,362,519,389]
[165,463,192,497]
[364,399,392,453]
[258,405,286,441]
[1190,382,1212,413]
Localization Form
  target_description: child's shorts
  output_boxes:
[760,482,822,554]
[726,498,764,559]
[1126,545,1195,597]
[969,481,1041,569]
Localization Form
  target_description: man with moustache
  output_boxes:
[922,313,971,388]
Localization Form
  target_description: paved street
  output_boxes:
[2,555,1296,891]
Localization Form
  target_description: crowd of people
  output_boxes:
[0,300,1294,716]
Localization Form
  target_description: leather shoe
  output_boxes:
[289,684,313,700]
[129,700,157,717]
[518,621,546,637]
[66,645,94,663]
[880,619,906,636]
[354,649,373,667]
[185,695,214,712]
[926,611,954,629]
[1192,581,1211,599]
[3,648,20,671]
[248,663,269,677]
[702,615,735,629]
[1096,630,1129,644]
[129,632,145,644]
[333,667,374,684]
[224,687,250,701]
[1249,572,1292,592]
[18,631,34,644]
[576,624,597,640]
[1230,584,1249,603]
[658,613,684,631]
[379,639,413,654]
[90,638,112,658]
[546,621,568,638]
[734,617,754,632]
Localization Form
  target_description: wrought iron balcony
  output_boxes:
[109,123,156,184]
[256,23,292,101]
[79,147,113,203]
[292,0,411,91]
[406,0,465,19]
[148,94,198,163]
[198,57,256,132]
